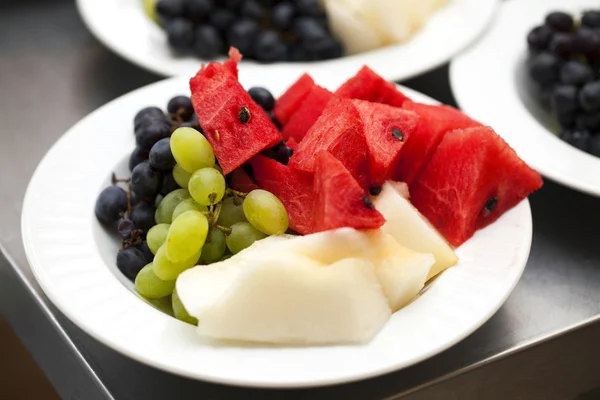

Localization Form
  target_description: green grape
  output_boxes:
[155,189,190,224]
[172,198,208,221]
[148,295,174,316]
[172,289,198,325]
[135,263,176,299]
[170,127,215,173]
[188,168,226,206]
[153,245,200,281]
[172,164,192,189]
[243,189,289,235]
[147,223,170,255]
[220,253,233,261]
[217,196,247,227]
[142,0,159,23]
[225,222,267,254]
[200,228,227,263]
[165,210,209,263]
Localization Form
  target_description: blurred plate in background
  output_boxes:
[76,0,498,85]
[450,0,600,197]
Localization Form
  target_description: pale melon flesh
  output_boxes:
[177,228,434,344]
[374,182,458,280]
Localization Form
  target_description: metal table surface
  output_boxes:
[2,1,600,399]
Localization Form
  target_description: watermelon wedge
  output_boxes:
[335,66,410,108]
[393,101,482,185]
[290,97,370,190]
[313,151,385,232]
[250,155,314,235]
[190,51,281,175]
[281,85,333,142]
[285,137,299,152]
[352,100,420,186]
[229,168,259,193]
[410,126,543,246]
[273,73,315,125]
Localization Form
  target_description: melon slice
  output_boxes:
[372,233,433,311]
[228,168,258,193]
[177,234,392,344]
[410,126,543,246]
[323,0,386,54]
[352,100,420,185]
[290,97,369,189]
[374,182,457,280]
[394,100,481,185]
[273,73,315,125]
[176,228,432,344]
[193,255,390,344]
[190,52,281,175]
[250,155,314,234]
[335,66,410,108]
[313,151,384,232]
[281,85,333,142]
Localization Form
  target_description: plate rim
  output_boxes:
[449,0,600,198]
[75,0,499,82]
[21,75,532,388]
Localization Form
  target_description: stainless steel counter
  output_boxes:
[2,1,600,399]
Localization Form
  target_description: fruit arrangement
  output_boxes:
[527,10,600,157]
[147,0,343,62]
[96,48,542,343]
[95,62,291,321]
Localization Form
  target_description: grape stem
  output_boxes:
[212,202,222,226]
[226,189,248,198]
[111,173,131,185]
[120,229,143,250]
[124,183,133,216]
[215,225,232,236]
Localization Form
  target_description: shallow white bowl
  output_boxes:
[76,0,498,84]
[450,0,600,197]
[22,75,532,388]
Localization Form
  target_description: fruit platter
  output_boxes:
[23,49,539,386]
[451,0,600,197]
[75,0,497,81]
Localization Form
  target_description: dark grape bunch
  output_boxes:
[95,87,288,283]
[153,0,343,62]
[527,10,600,157]
[96,95,199,281]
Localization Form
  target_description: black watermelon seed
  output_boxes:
[239,106,251,123]
[369,186,382,196]
[363,195,374,209]
[391,127,404,141]
[484,197,498,214]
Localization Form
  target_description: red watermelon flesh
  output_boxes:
[285,137,299,151]
[289,97,370,190]
[229,168,259,193]
[393,101,482,185]
[250,155,315,235]
[190,54,281,175]
[352,100,420,186]
[313,151,385,232]
[281,85,333,143]
[335,66,410,108]
[410,126,543,246]
[223,47,241,78]
[273,73,315,125]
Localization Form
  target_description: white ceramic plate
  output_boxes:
[22,75,532,388]
[450,0,600,197]
[76,0,498,84]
